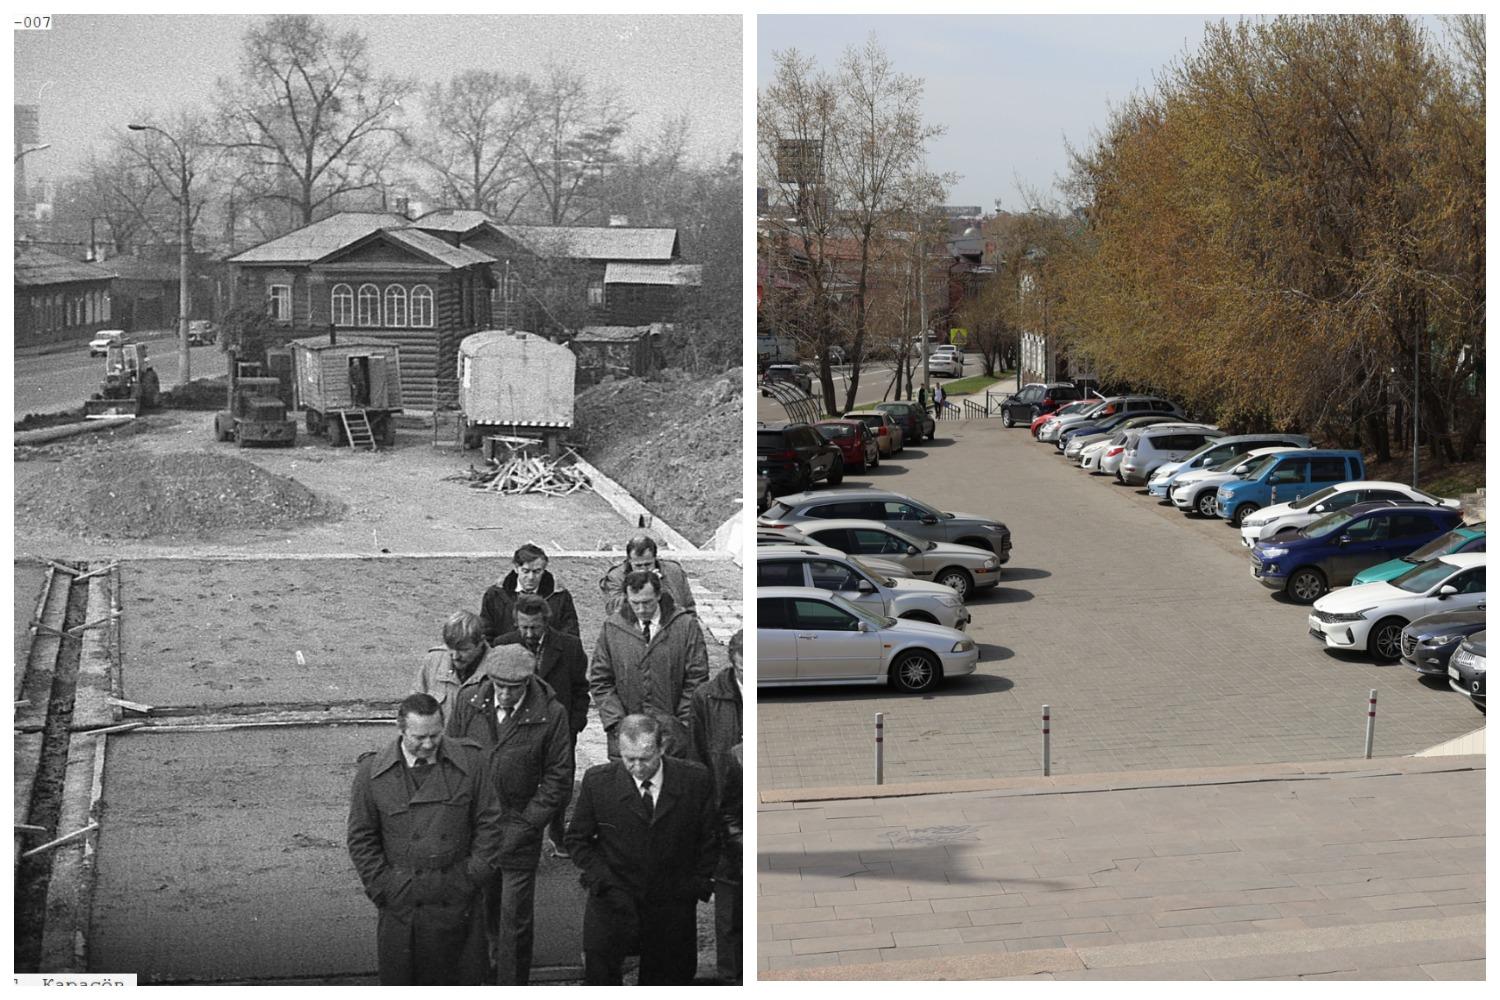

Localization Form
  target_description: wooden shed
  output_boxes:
[289,334,404,448]
[457,330,575,452]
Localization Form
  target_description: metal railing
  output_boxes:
[962,399,986,420]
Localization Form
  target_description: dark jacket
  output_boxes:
[565,757,718,904]
[598,557,697,616]
[481,569,579,642]
[492,626,590,737]
[588,592,708,758]
[446,674,575,870]
[689,668,742,799]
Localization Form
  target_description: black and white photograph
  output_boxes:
[13,12,743,986]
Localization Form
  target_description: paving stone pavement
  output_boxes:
[757,756,1485,979]
[758,416,1486,790]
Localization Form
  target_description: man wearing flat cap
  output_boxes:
[447,644,574,985]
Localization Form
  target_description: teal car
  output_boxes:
[1352,522,1486,585]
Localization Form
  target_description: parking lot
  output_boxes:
[757,416,1484,790]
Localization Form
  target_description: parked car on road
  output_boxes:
[792,518,1002,599]
[88,329,126,357]
[1239,481,1461,548]
[842,410,905,456]
[1400,609,1487,683]
[999,382,1082,427]
[927,353,964,377]
[1215,449,1366,527]
[1448,630,1486,712]
[1031,398,1098,437]
[1119,426,1223,485]
[1067,414,1193,463]
[757,587,978,693]
[755,530,914,579]
[1170,447,1304,517]
[1353,522,1486,586]
[187,320,217,346]
[761,363,814,395]
[1058,402,1187,453]
[1308,552,1486,662]
[1148,433,1314,500]
[814,419,880,473]
[760,487,1013,560]
[875,401,934,444]
[757,421,844,496]
[755,548,971,629]
[1051,395,1185,446]
[1250,503,1464,603]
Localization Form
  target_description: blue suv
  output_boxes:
[1215,449,1365,527]
[1250,502,1463,603]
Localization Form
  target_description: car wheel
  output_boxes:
[1002,409,1015,428]
[934,567,974,600]
[1285,567,1327,604]
[826,456,844,486]
[870,449,880,469]
[1230,503,1260,527]
[890,650,941,694]
[1367,617,1408,662]
[1194,491,1218,518]
[897,611,938,624]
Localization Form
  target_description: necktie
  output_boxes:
[641,621,651,642]
[497,706,510,728]
[640,779,654,820]
[412,758,432,787]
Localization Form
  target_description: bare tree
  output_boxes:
[413,70,538,220]
[520,63,633,226]
[216,14,413,228]
[59,145,169,255]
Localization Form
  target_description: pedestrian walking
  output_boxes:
[411,610,489,725]
[934,383,946,420]
[599,534,696,616]
[690,630,743,984]
[347,694,499,986]
[565,714,719,986]
[481,543,580,641]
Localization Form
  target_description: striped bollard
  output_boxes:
[1042,704,1051,776]
[1364,690,1377,759]
[874,712,885,785]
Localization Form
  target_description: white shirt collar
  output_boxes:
[496,689,525,721]
[402,743,437,769]
[632,760,665,801]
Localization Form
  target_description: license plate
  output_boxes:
[1449,666,1462,681]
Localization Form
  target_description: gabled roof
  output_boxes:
[226,212,411,265]
[14,245,114,287]
[604,262,702,287]
[498,225,678,262]
[412,209,493,235]
[318,227,494,269]
[98,255,180,282]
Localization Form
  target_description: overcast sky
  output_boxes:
[14,14,742,184]
[758,14,1224,212]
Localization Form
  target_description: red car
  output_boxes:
[813,419,880,473]
[1030,399,1098,438]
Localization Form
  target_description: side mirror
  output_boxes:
[856,620,870,633]
[1312,504,1325,513]
[856,579,876,593]
[1437,584,1458,599]
[906,545,920,556]
[1337,535,1350,546]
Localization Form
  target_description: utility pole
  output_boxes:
[1412,327,1420,488]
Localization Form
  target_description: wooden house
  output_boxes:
[225,212,494,409]
[14,244,115,348]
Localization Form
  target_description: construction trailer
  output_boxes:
[289,333,404,450]
[457,329,574,456]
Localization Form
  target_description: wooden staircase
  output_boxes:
[339,409,377,451]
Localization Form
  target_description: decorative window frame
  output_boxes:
[411,284,435,328]
[356,283,381,327]
[384,285,408,328]
[268,283,292,322]
[331,283,354,326]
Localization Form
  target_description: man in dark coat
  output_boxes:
[690,629,743,983]
[565,714,719,985]
[492,592,589,857]
[589,570,708,760]
[347,693,500,986]
[598,533,697,616]
[481,543,580,641]
[446,645,574,985]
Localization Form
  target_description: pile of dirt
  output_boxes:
[13,449,344,540]
[573,368,742,546]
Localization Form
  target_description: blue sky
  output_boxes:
[758,15,1219,212]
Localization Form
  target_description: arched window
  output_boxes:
[384,285,408,327]
[331,284,354,326]
[411,285,434,328]
[356,284,380,326]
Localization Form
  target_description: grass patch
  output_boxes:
[941,374,1004,396]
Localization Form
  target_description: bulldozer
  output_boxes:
[213,350,297,448]
[84,341,161,418]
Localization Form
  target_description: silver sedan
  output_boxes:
[791,518,1001,600]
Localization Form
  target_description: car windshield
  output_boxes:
[1234,454,1280,478]
[826,591,895,628]
[1405,528,1477,563]
[846,555,894,587]
[1390,559,1460,594]
[1289,486,1340,510]
[1303,508,1361,539]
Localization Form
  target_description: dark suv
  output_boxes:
[761,364,814,395]
[758,422,844,496]
[999,382,1082,427]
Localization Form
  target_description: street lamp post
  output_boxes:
[128,123,191,386]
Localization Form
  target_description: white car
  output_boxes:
[755,548,971,629]
[1118,425,1222,485]
[88,329,126,357]
[758,586,979,693]
[1169,447,1301,517]
[1239,481,1460,548]
[1078,437,1115,471]
[790,518,1002,599]
[755,530,915,580]
[1308,553,1487,661]
[927,352,964,377]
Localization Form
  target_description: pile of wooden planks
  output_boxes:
[446,448,593,497]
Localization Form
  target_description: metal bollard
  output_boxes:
[1042,704,1051,777]
[1364,689,1377,759]
[874,712,885,785]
